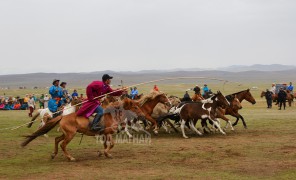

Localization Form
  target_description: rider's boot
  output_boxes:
[91,114,104,132]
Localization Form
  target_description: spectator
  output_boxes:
[265,89,273,108]
[44,94,50,108]
[23,94,29,110]
[28,94,35,117]
[39,94,45,109]
[278,88,287,110]
[72,89,79,98]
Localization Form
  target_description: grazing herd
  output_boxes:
[22,89,256,161]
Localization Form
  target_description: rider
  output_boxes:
[287,82,294,93]
[131,87,138,99]
[153,85,159,92]
[193,85,201,95]
[48,79,64,117]
[183,91,191,101]
[202,84,209,96]
[60,82,70,103]
[270,83,276,94]
[76,74,125,132]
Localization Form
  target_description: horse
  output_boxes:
[136,91,171,134]
[225,89,256,128]
[21,98,145,161]
[179,91,230,139]
[200,95,242,133]
[191,94,203,102]
[27,97,82,130]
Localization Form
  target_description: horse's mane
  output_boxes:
[226,89,249,99]
[138,91,164,106]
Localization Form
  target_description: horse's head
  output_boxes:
[260,91,265,98]
[169,96,181,107]
[157,93,171,107]
[214,91,230,108]
[122,98,145,118]
[245,89,256,104]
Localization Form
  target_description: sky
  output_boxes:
[0,0,295,75]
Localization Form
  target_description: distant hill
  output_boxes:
[218,64,296,72]
[1,69,296,89]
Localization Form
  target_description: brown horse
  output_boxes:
[21,98,145,161]
[179,91,230,138]
[137,91,171,134]
[191,94,204,102]
[225,89,256,128]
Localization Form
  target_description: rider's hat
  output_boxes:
[52,79,60,85]
[102,74,113,82]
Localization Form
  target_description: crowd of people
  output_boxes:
[264,82,294,110]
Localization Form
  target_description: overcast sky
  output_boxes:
[0,0,295,75]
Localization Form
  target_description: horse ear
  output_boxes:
[247,89,250,92]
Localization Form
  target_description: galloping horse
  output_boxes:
[225,89,256,128]
[137,91,171,134]
[179,91,230,138]
[21,98,145,161]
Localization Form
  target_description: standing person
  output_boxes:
[23,94,29,110]
[48,79,63,115]
[278,88,287,110]
[44,94,49,109]
[28,95,35,117]
[265,89,273,108]
[76,74,125,132]
[72,89,79,98]
[153,85,159,92]
[39,94,45,109]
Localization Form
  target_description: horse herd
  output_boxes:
[21,89,256,161]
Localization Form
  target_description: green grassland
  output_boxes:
[1,82,296,179]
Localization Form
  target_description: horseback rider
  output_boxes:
[48,79,64,117]
[131,87,138,99]
[287,82,294,94]
[193,85,201,95]
[60,82,70,103]
[183,91,191,101]
[202,84,209,96]
[270,83,276,94]
[76,74,125,132]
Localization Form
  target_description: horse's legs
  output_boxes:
[165,119,179,133]
[124,119,133,139]
[145,115,158,134]
[189,120,203,136]
[60,132,76,161]
[232,116,240,127]
[104,134,114,158]
[51,134,65,159]
[240,115,247,129]
[180,119,189,139]
[209,117,226,135]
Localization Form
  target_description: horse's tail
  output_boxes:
[27,112,40,128]
[21,116,62,147]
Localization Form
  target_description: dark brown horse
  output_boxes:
[179,91,230,138]
[21,98,145,161]
[225,89,256,129]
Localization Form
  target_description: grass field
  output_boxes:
[1,83,296,179]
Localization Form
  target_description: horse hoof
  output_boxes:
[153,131,158,135]
[51,153,56,159]
[183,136,189,139]
[69,157,76,162]
[104,153,113,159]
[98,151,103,157]
[244,126,248,129]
